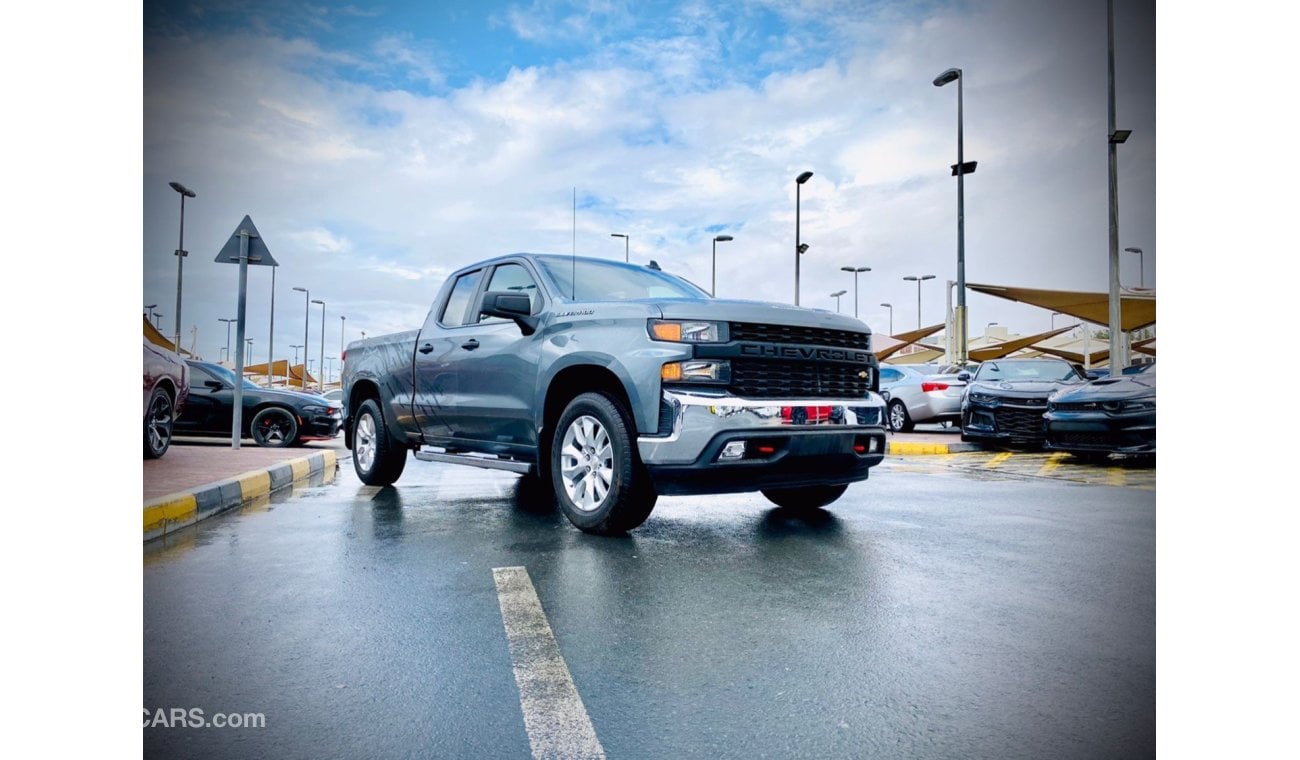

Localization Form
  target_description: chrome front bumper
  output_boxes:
[637,389,888,466]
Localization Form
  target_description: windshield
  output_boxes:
[537,257,708,301]
[975,360,1080,382]
[202,362,261,390]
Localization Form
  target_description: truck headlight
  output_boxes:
[662,361,730,383]
[648,320,727,343]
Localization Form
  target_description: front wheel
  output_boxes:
[250,407,298,447]
[550,392,656,535]
[352,398,407,485]
[144,386,173,459]
[761,484,849,511]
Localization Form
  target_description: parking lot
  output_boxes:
[144,444,1155,759]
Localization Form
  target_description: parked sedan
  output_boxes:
[960,358,1086,448]
[143,339,189,459]
[878,364,967,432]
[175,361,343,447]
[1045,362,1155,460]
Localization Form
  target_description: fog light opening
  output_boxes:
[719,440,747,460]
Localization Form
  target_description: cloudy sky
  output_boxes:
[142,0,1155,368]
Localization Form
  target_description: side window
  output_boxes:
[190,365,216,386]
[880,368,901,383]
[481,263,541,322]
[440,269,484,327]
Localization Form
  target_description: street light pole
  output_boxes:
[840,266,871,318]
[293,287,310,390]
[219,318,235,365]
[313,299,326,392]
[245,338,253,367]
[610,233,629,263]
[340,315,346,357]
[327,357,336,385]
[145,304,157,324]
[830,290,847,313]
[291,344,303,373]
[711,235,733,297]
[880,303,893,335]
[934,68,976,366]
[794,170,813,305]
[903,275,936,329]
[169,181,196,354]
[1106,0,1130,371]
[152,312,164,331]
[1124,247,1144,287]
[267,264,277,387]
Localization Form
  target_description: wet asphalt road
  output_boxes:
[144,453,1155,759]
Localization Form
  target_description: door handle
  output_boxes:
[461,339,480,351]
[419,343,435,354]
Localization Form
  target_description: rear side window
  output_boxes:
[440,270,484,327]
[879,368,902,383]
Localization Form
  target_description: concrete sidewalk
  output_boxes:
[144,437,345,542]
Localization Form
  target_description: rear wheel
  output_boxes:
[352,398,407,486]
[550,392,656,534]
[761,484,849,511]
[250,407,298,447]
[888,399,914,432]
[144,386,173,459]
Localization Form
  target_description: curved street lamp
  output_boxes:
[293,287,310,389]
[711,234,733,297]
[312,299,326,392]
[934,68,975,365]
[610,233,629,263]
[880,303,893,335]
[1124,246,1145,287]
[169,181,196,355]
[830,289,847,313]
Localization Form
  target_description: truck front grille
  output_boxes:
[729,322,870,351]
[729,360,871,399]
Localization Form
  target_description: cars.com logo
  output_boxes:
[144,708,266,729]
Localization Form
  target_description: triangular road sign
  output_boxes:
[215,215,278,266]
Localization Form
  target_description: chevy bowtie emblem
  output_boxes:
[858,371,868,379]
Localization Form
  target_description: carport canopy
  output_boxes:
[967,283,1156,331]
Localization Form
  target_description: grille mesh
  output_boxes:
[730,360,870,399]
[992,407,1047,438]
[729,322,870,350]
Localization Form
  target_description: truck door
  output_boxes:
[412,267,483,441]
[445,261,545,449]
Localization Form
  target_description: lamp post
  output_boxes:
[293,287,310,390]
[880,303,893,335]
[903,274,936,329]
[1051,312,1065,330]
[711,235,733,297]
[152,312,164,331]
[840,266,871,318]
[290,344,303,376]
[610,233,629,263]
[1124,247,1144,287]
[326,357,336,385]
[218,318,235,365]
[933,68,975,367]
[830,290,847,313]
[340,315,346,357]
[312,299,326,392]
[169,181,196,354]
[794,170,813,305]
[1107,0,1131,370]
[145,304,157,324]
[245,338,254,367]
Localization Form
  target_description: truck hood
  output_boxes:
[653,298,871,334]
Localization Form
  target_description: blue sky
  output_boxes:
[141,0,1156,368]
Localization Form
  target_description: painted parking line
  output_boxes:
[1107,467,1126,487]
[1037,452,1067,477]
[984,452,1013,468]
[492,566,605,760]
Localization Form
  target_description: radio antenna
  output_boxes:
[571,187,576,299]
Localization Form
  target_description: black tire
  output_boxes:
[550,392,656,535]
[887,399,914,432]
[761,484,849,511]
[144,386,173,459]
[250,407,298,447]
[352,398,407,486]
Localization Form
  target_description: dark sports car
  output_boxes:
[1045,362,1155,460]
[144,339,190,459]
[175,360,343,447]
[959,358,1086,448]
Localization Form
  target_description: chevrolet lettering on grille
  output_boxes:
[738,343,870,363]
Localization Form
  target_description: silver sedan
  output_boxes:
[878,364,968,432]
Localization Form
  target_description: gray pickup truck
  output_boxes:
[341,253,887,534]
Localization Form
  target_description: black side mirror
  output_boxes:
[957,372,971,382]
[204,380,225,391]
[481,291,539,335]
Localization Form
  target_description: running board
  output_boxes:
[413,450,534,475]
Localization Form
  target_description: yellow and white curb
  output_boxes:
[144,450,337,542]
[888,440,985,456]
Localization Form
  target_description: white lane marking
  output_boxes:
[492,566,605,760]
